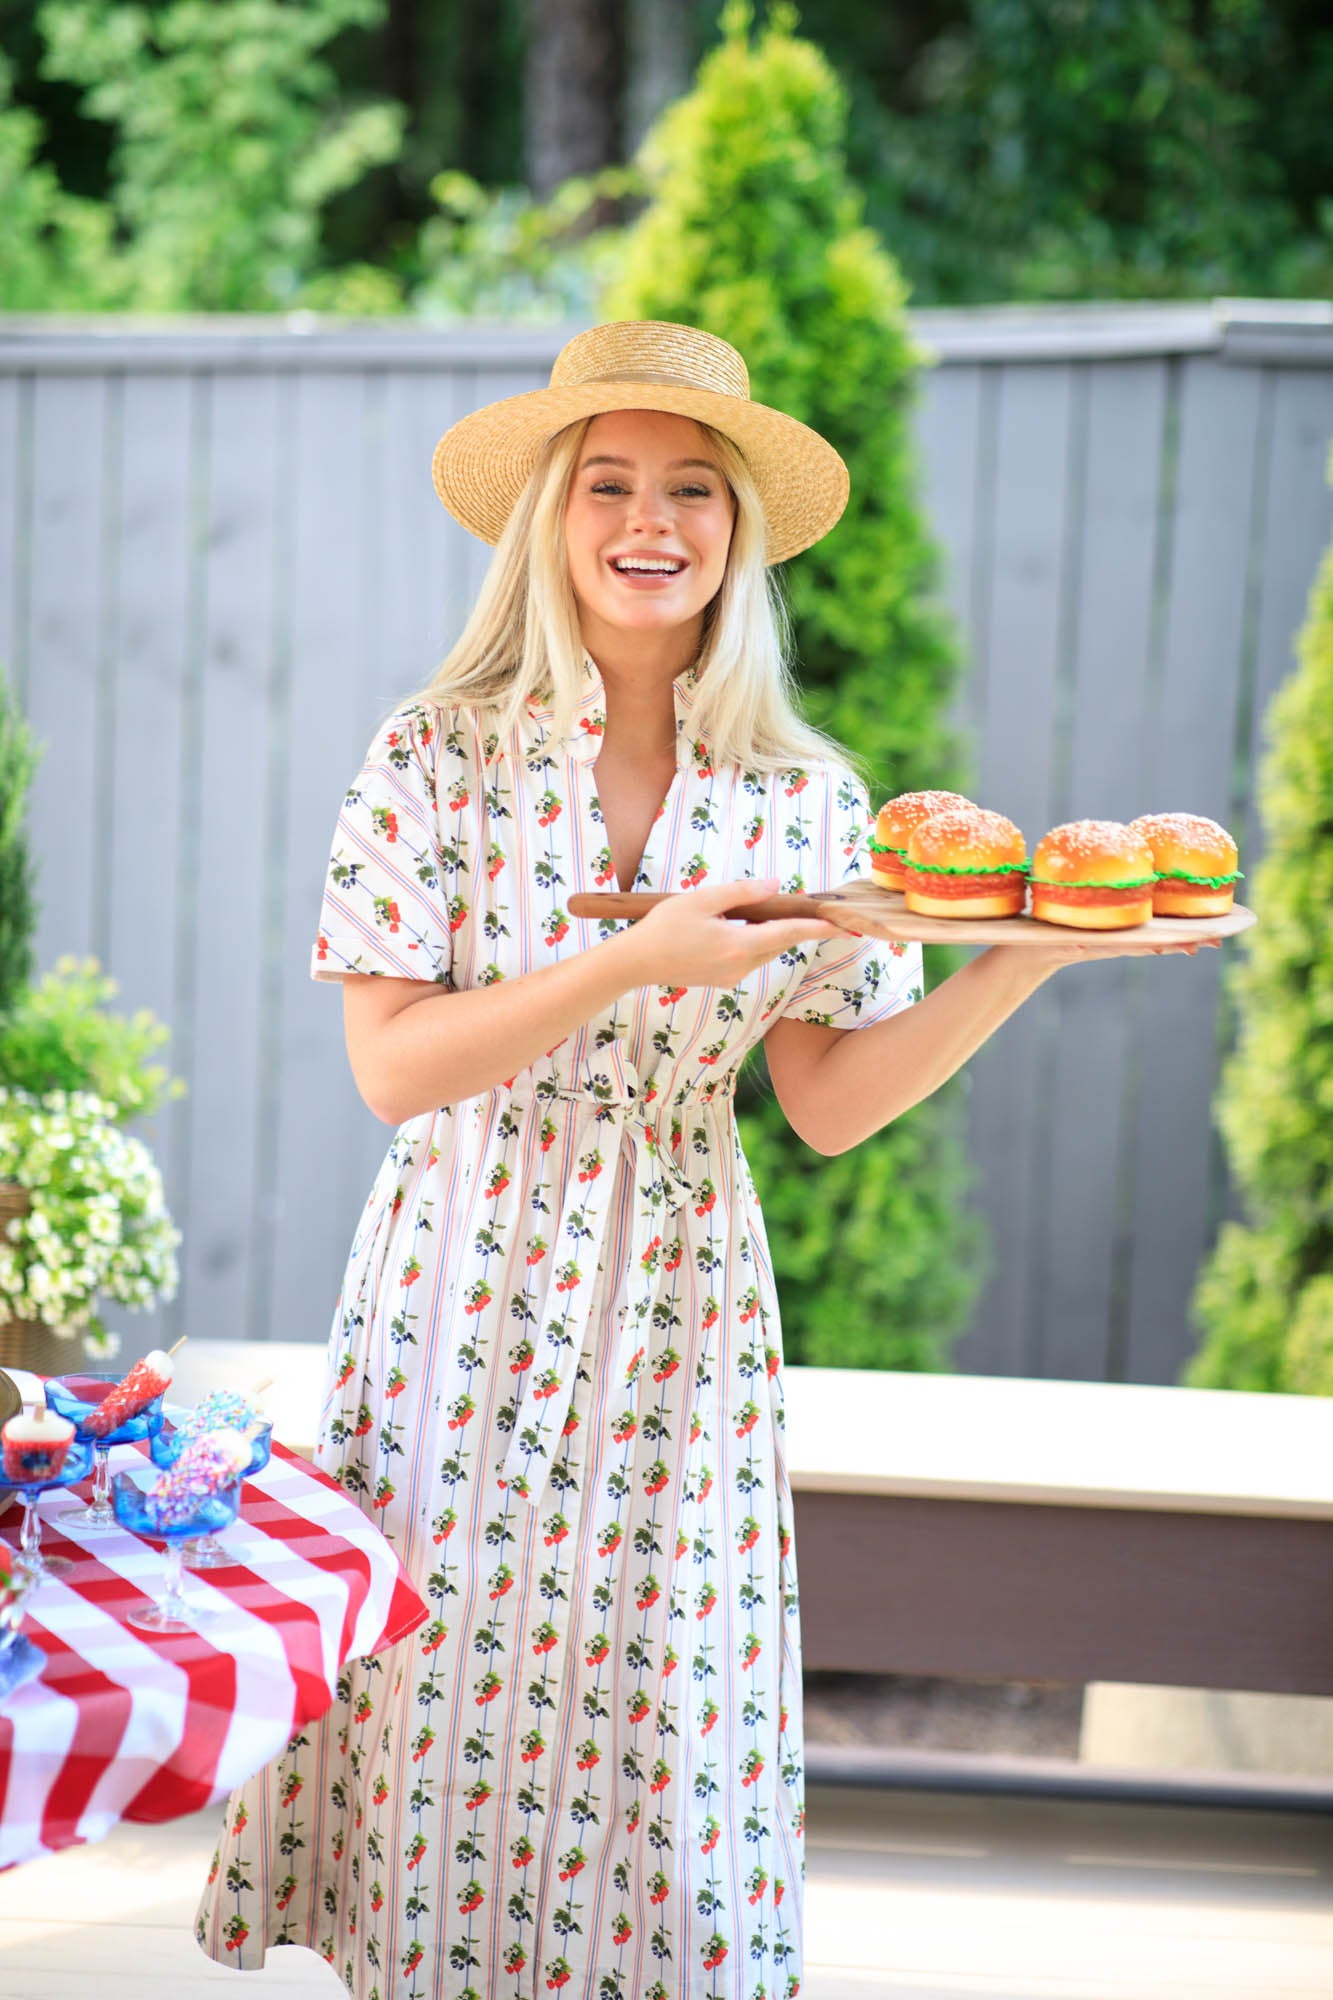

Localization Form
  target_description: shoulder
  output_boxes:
[360,697,493,784]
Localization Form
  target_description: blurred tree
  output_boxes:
[25,0,405,311]
[848,0,1333,302]
[525,0,621,202]
[1188,451,1333,1395]
[4,0,1332,309]
[603,0,982,1371]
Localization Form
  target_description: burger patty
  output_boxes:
[905,868,1026,898]
[1031,880,1153,907]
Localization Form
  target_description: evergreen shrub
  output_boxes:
[604,0,981,1369]
[0,668,39,1018]
[1188,452,1333,1394]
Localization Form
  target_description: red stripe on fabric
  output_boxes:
[264,1444,428,1653]
[236,1482,425,1662]
[14,1618,136,1854]
[35,1519,240,1827]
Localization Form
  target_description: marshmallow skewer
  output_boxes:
[83,1337,187,1438]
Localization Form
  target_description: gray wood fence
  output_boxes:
[1,304,1330,1384]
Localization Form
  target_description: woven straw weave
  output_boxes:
[432,319,849,566]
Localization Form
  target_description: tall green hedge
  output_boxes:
[603,1,981,1370]
[1187,451,1333,1394]
[0,668,39,1018]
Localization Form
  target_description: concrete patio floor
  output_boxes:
[0,1779,1328,1998]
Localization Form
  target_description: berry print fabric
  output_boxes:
[195,654,922,1999]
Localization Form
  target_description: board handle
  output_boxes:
[566,890,850,924]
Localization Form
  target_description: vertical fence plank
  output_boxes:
[269,369,393,1352]
[1237,371,1333,872]
[1036,359,1169,1381]
[955,364,1074,1376]
[1123,360,1267,1383]
[914,362,985,758]
[180,370,285,1345]
[103,371,199,1348]
[0,377,24,687]
[25,374,107,963]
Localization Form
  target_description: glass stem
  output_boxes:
[92,1445,111,1509]
[161,1541,187,1622]
[19,1497,40,1570]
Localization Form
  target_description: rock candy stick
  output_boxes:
[83,1337,187,1438]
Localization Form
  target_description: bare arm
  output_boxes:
[343,875,844,1125]
[765,936,1217,1155]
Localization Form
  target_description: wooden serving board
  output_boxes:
[565,882,1256,952]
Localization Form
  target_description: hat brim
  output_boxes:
[431,379,849,566]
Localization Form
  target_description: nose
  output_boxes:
[624,481,674,535]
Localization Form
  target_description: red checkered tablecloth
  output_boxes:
[0,1439,427,1871]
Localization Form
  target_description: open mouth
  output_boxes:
[608,556,687,578]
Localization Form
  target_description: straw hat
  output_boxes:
[431,319,850,566]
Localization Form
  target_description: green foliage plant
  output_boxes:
[32,0,405,312]
[410,165,643,325]
[0,668,40,1017]
[0,51,124,310]
[1188,451,1333,1394]
[0,1085,180,1355]
[0,955,185,1128]
[603,0,981,1370]
[859,0,1333,306]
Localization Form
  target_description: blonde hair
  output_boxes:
[391,414,859,780]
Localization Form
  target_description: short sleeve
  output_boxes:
[778,771,924,1026]
[310,702,453,984]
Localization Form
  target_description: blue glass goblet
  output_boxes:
[149,1419,271,1568]
[0,1554,42,1699]
[110,1469,243,1633]
[6,1439,95,1582]
[45,1374,166,1533]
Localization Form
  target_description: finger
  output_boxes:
[745,919,843,955]
[690,874,779,909]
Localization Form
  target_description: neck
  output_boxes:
[580,616,702,757]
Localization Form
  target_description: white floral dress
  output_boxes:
[195,653,921,2000]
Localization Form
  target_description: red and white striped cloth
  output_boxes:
[0,1440,426,1871]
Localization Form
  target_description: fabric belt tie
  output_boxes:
[498,1075,705,1509]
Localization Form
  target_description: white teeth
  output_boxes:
[612,558,683,573]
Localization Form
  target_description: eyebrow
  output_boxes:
[579,455,721,473]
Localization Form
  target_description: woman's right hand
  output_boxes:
[616,876,846,990]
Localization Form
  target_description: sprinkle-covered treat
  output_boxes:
[146,1428,252,1530]
[83,1344,181,1438]
[177,1389,264,1443]
[2,1403,75,1482]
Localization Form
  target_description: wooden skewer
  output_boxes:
[166,1336,189,1358]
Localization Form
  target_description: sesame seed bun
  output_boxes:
[872,790,973,890]
[903,806,1028,919]
[1128,812,1239,917]
[1030,820,1155,930]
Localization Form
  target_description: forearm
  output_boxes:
[368,927,652,1123]
[795,946,1060,1154]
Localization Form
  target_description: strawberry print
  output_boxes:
[198,662,922,1996]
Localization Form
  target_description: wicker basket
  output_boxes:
[0,1181,78,1374]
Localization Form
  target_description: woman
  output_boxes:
[196,321,1204,1999]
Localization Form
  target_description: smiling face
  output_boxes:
[563,409,736,649]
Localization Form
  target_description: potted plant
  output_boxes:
[0,1085,181,1367]
[0,670,185,1365]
